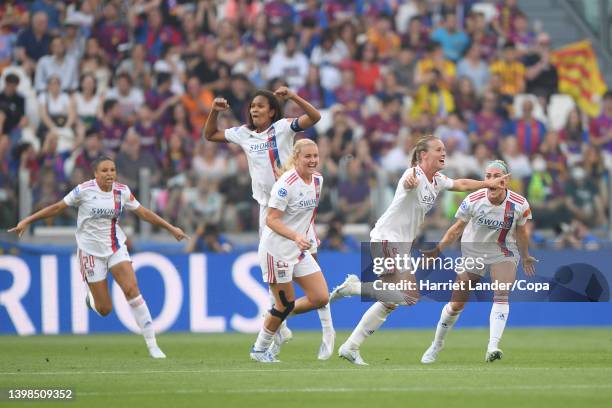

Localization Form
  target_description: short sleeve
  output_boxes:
[517,202,532,226]
[455,197,471,222]
[273,118,297,137]
[123,186,141,211]
[436,173,455,190]
[224,126,242,144]
[63,185,82,207]
[268,180,290,211]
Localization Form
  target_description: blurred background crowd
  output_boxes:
[0,0,610,251]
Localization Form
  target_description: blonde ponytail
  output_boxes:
[410,135,439,166]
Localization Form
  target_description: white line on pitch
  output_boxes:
[76,384,612,397]
[0,366,610,376]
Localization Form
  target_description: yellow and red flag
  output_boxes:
[550,40,607,117]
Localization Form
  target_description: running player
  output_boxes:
[203,87,335,360]
[9,157,188,359]
[331,135,509,365]
[250,139,331,362]
[420,160,537,363]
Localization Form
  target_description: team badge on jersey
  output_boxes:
[278,188,288,197]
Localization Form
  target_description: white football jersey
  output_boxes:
[225,118,299,205]
[63,179,140,257]
[260,170,323,264]
[370,165,455,242]
[457,189,532,263]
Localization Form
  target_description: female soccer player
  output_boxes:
[420,160,537,363]
[250,139,331,362]
[9,157,188,359]
[331,135,509,365]
[203,87,335,360]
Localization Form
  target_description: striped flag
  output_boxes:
[550,40,607,117]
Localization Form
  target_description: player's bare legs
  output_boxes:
[111,261,166,359]
[86,280,113,317]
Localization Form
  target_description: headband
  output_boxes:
[486,160,509,174]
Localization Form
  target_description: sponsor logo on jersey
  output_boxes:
[476,210,513,230]
[90,208,118,217]
[298,198,317,208]
[248,139,278,153]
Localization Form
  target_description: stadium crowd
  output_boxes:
[0,0,610,250]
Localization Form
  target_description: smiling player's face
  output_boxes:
[94,160,116,191]
[295,144,319,178]
[422,139,446,172]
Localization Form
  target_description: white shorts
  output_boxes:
[459,254,518,277]
[259,204,318,253]
[259,249,320,284]
[78,246,131,283]
[370,239,413,276]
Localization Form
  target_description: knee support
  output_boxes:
[269,290,295,321]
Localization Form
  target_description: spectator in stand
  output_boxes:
[334,68,367,122]
[116,43,153,91]
[338,158,371,224]
[467,10,497,61]
[367,13,401,61]
[264,0,295,40]
[321,214,360,252]
[217,20,244,67]
[164,102,196,143]
[15,11,52,75]
[500,136,532,192]
[0,74,27,145]
[35,36,79,93]
[435,113,470,154]
[365,96,401,158]
[468,92,505,152]
[191,40,231,92]
[431,12,469,62]
[524,32,558,104]
[220,74,254,123]
[181,75,214,131]
[559,107,588,167]
[219,152,255,231]
[389,47,417,91]
[401,16,430,58]
[456,43,490,95]
[527,153,568,229]
[565,165,607,228]
[115,128,160,195]
[184,223,232,253]
[540,131,567,181]
[490,41,526,97]
[241,13,273,64]
[93,2,129,65]
[506,99,547,155]
[145,72,179,125]
[492,0,523,41]
[310,28,348,91]
[73,73,104,139]
[589,91,612,162]
[512,12,536,56]
[415,42,456,88]
[267,34,309,90]
[74,128,105,176]
[105,72,144,125]
[192,141,227,182]
[298,65,335,110]
[161,131,191,180]
[411,69,455,120]
[37,75,76,153]
[95,99,127,155]
[79,37,111,92]
[350,42,381,95]
[133,106,162,158]
[452,77,479,120]
[134,7,182,63]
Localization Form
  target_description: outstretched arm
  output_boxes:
[133,206,189,241]
[202,97,231,143]
[8,200,69,237]
[274,87,321,129]
[451,174,511,192]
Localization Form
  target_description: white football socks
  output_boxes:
[433,303,462,346]
[489,302,510,350]
[317,303,334,332]
[128,295,157,349]
[253,327,275,352]
[345,302,395,349]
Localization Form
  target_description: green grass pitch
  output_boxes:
[1,329,611,407]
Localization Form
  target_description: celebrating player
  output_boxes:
[203,87,335,360]
[9,157,189,359]
[331,135,509,365]
[249,139,331,362]
[420,160,537,363]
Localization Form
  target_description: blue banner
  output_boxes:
[1,251,611,335]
